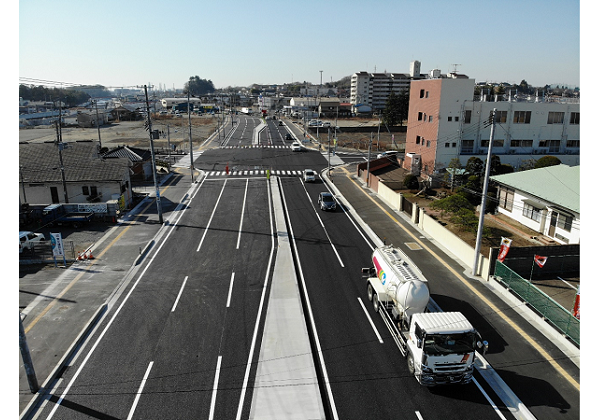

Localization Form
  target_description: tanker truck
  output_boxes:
[362,245,488,386]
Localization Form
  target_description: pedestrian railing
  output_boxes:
[493,261,579,346]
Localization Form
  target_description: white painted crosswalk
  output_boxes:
[220,145,291,149]
[204,169,304,177]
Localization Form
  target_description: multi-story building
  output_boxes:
[350,61,424,110]
[403,75,580,179]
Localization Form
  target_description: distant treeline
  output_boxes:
[19,84,112,107]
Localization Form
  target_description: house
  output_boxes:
[102,146,153,182]
[403,75,580,180]
[19,141,133,211]
[490,165,580,245]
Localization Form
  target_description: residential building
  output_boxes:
[19,141,133,210]
[491,165,579,245]
[350,60,424,110]
[403,75,580,178]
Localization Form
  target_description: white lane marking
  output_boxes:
[208,356,222,420]
[171,276,189,312]
[45,179,197,419]
[236,179,249,249]
[357,297,383,343]
[472,377,509,419]
[236,178,276,420]
[197,179,228,252]
[226,273,235,308]
[126,361,154,420]
[415,411,424,420]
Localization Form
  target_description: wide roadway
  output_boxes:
[32,114,578,419]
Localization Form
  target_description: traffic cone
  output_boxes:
[88,251,95,260]
[77,252,83,261]
[82,251,88,260]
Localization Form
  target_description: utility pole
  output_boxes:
[19,313,39,393]
[187,90,194,182]
[366,133,372,187]
[144,85,164,224]
[54,99,69,203]
[472,108,496,276]
[94,99,102,149]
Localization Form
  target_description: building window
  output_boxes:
[82,186,90,196]
[426,140,431,147]
[426,91,429,98]
[523,203,542,222]
[513,110,531,124]
[570,112,580,125]
[464,110,472,124]
[490,110,507,123]
[547,112,565,124]
[557,213,573,232]
[416,135,421,144]
[448,116,452,122]
[481,139,504,148]
[539,140,561,152]
[429,115,433,122]
[566,140,580,148]
[510,139,533,148]
[498,187,514,211]
[418,112,423,121]
[420,89,425,98]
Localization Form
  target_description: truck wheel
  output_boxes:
[373,294,380,312]
[367,283,374,302]
[407,352,415,376]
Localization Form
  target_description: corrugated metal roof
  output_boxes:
[491,164,579,214]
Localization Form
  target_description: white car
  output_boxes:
[303,169,316,182]
[377,151,399,159]
[291,142,302,152]
[19,231,45,253]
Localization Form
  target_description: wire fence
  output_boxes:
[494,261,579,346]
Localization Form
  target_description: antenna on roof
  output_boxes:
[450,64,461,74]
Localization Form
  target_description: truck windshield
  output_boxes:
[423,333,476,355]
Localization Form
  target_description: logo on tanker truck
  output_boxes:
[373,257,387,284]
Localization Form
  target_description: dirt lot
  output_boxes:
[19,114,220,150]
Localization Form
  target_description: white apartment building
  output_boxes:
[404,76,580,178]
[350,61,424,110]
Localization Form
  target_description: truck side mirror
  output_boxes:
[477,340,489,356]
[417,338,423,349]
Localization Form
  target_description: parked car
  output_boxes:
[285,133,293,140]
[19,231,45,253]
[303,169,316,182]
[318,192,337,211]
[377,151,399,159]
[291,142,302,152]
[279,121,284,126]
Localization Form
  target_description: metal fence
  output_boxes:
[19,242,76,263]
[494,261,580,346]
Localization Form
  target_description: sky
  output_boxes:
[17,0,584,92]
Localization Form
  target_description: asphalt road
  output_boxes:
[22,114,580,419]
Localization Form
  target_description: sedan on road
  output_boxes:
[318,192,336,211]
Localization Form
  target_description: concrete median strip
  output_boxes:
[249,176,325,419]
